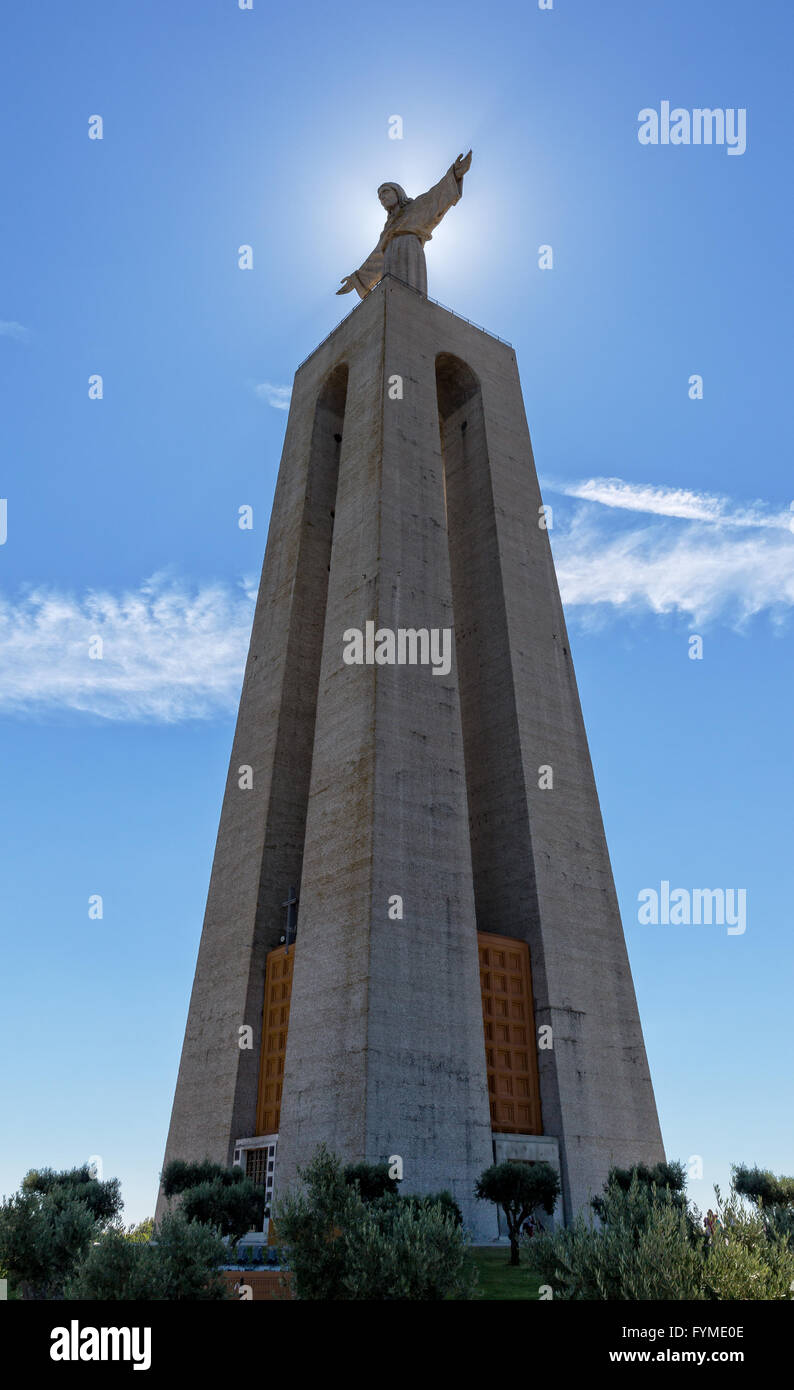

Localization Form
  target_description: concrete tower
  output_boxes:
[158,274,664,1234]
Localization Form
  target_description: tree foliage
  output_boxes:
[342,1161,399,1202]
[161,1158,264,1241]
[67,1212,230,1300]
[341,1198,476,1300]
[591,1160,687,1219]
[274,1145,475,1299]
[400,1190,463,1227]
[0,1190,95,1300]
[533,1176,703,1300]
[531,1174,794,1301]
[733,1164,794,1209]
[178,1179,264,1242]
[22,1166,122,1224]
[67,1230,158,1300]
[161,1159,247,1198]
[475,1161,560,1266]
[732,1165,794,1247]
[341,1161,461,1224]
[273,1145,357,1298]
[0,1167,123,1299]
[125,1217,154,1243]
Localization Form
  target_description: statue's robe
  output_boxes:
[350,164,464,299]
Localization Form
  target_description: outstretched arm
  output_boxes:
[402,150,473,238]
[336,244,385,298]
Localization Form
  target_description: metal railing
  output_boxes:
[296,273,511,371]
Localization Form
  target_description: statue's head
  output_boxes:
[378,182,411,213]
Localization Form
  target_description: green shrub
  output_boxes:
[125,1217,154,1243]
[22,1167,123,1225]
[402,1190,463,1227]
[591,1160,687,1218]
[161,1159,247,1197]
[762,1205,794,1245]
[0,1190,96,1300]
[0,1168,124,1299]
[3,1161,238,1300]
[341,1198,476,1300]
[603,1159,687,1195]
[531,1176,794,1301]
[532,1178,704,1300]
[160,1158,264,1241]
[733,1164,794,1209]
[146,1212,231,1300]
[274,1145,360,1299]
[178,1178,264,1242]
[67,1230,160,1300]
[342,1162,462,1229]
[274,1145,475,1300]
[702,1188,794,1299]
[343,1162,399,1202]
[730,1165,794,1249]
[67,1212,230,1300]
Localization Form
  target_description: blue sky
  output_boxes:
[1,0,791,1224]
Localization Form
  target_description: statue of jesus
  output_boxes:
[336,150,472,299]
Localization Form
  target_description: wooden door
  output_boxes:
[255,945,295,1135]
[478,932,542,1135]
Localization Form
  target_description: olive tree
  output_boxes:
[475,1161,560,1266]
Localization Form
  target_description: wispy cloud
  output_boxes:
[553,514,794,626]
[546,476,794,626]
[547,476,791,530]
[0,321,30,343]
[0,480,790,724]
[0,574,256,722]
[253,380,292,410]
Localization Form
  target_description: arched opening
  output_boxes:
[252,363,348,1157]
[436,351,543,1136]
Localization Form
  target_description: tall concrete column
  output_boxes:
[274,282,495,1234]
[158,276,663,1231]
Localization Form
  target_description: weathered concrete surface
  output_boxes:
[158,276,663,1230]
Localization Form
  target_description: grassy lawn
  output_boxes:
[472,1247,543,1300]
